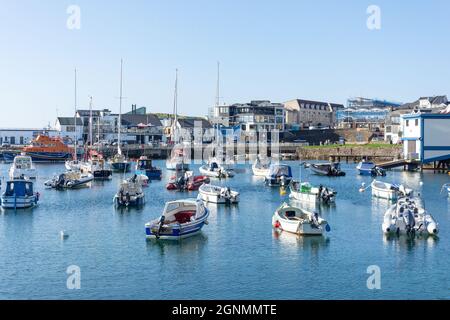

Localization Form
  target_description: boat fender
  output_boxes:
[36,192,40,201]
[274,221,281,229]
[325,224,331,232]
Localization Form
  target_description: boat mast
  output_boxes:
[118,59,123,156]
[74,68,77,161]
[172,68,178,143]
[89,96,93,147]
[215,61,220,145]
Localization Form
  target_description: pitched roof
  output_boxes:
[177,118,212,128]
[57,117,83,126]
[121,113,162,127]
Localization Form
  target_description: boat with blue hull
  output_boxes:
[136,156,162,180]
[145,199,209,240]
[264,164,293,187]
[356,160,386,176]
[1,179,39,209]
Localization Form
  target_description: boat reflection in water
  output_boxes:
[146,233,208,257]
[272,229,330,250]
[383,233,439,251]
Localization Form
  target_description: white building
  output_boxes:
[0,128,58,146]
[55,117,84,143]
[401,112,450,163]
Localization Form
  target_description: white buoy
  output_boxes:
[419,181,423,186]
[60,230,69,239]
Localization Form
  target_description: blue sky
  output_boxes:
[1,0,450,127]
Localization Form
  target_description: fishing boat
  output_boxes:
[441,183,450,197]
[199,159,234,178]
[264,164,293,187]
[44,171,94,189]
[356,160,385,176]
[135,156,162,180]
[309,162,346,176]
[1,179,40,209]
[371,180,413,200]
[289,181,336,204]
[21,135,73,162]
[198,184,239,204]
[145,199,209,240]
[113,174,146,207]
[1,150,21,163]
[80,151,112,180]
[166,170,210,191]
[382,196,439,236]
[272,202,330,236]
[110,60,132,173]
[9,155,37,179]
[252,156,271,176]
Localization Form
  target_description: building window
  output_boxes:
[406,120,409,127]
[415,119,419,126]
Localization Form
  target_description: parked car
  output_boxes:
[1,143,11,148]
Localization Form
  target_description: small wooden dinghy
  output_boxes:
[145,199,209,240]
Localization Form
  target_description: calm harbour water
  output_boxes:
[0,160,449,300]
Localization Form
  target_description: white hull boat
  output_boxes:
[252,157,270,177]
[1,179,39,209]
[114,175,146,207]
[145,199,209,240]
[382,196,439,236]
[198,184,239,204]
[9,155,37,180]
[289,181,336,204]
[371,180,413,200]
[44,171,94,189]
[272,203,330,236]
[199,162,234,178]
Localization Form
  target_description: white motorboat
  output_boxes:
[252,156,270,176]
[145,199,209,240]
[1,179,40,209]
[382,196,439,236]
[198,184,239,204]
[289,181,336,204]
[9,155,37,180]
[113,174,146,207]
[371,180,413,200]
[44,171,94,189]
[272,202,330,236]
[264,164,293,186]
[199,160,234,178]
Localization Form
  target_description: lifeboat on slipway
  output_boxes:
[382,196,439,236]
[166,170,210,191]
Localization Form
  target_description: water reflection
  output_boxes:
[146,233,208,257]
[272,230,330,250]
[289,199,336,215]
[383,233,439,251]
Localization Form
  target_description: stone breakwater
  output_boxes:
[297,145,403,162]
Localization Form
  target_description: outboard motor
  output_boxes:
[57,174,66,189]
[403,210,416,235]
[156,215,166,239]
